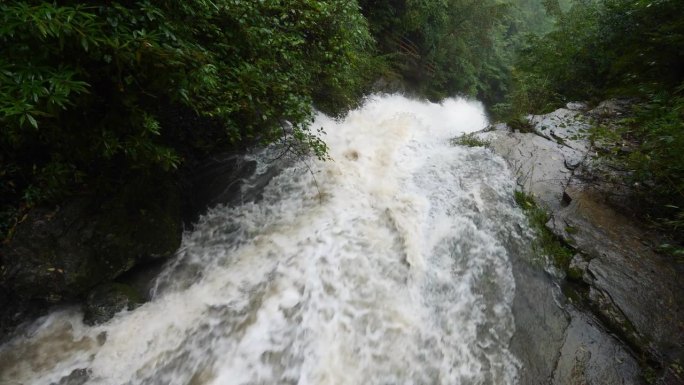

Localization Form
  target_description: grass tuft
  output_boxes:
[506,116,535,133]
[451,133,490,148]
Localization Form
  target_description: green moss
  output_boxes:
[565,225,579,234]
[514,190,574,270]
[643,367,657,384]
[566,263,584,281]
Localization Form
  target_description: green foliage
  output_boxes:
[506,0,684,116]
[514,190,574,269]
[508,0,571,37]
[507,1,605,114]
[600,0,684,94]
[359,0,517,103]
[0,0,373,240]
[590,89,684,243]
[626,94,684,205]
[541,0,563,17]
[356,0,565,115]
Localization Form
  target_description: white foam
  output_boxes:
[0,95,522,385]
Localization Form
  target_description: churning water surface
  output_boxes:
[0,95,530,385]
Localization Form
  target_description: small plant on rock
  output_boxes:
[451,133,490,148]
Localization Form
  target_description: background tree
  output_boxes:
[359,0,517,103]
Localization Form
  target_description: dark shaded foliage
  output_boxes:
[0,0,372,239]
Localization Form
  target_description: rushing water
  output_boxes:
[0,95,531,385]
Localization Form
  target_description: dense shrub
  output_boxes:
[0,0,372,239]
[619,89,684,225]
[505,0,684,113]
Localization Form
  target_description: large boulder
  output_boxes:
[0,175,182,334]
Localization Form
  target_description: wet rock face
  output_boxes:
[182,152,287,226]
[51,368,90,385]
[547,188,684,364]
[1,178,182,302]
[508,250,644,385]
[551,309,644,385]
[481,100,684,384]
[588,99,635,120]
[508,252,571,384]
[182,154,258,225]
[0,176,183,335]
[83,283,143,325]
[0,151,287,334]
[478,106,591,212]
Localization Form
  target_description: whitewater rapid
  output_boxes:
[0,95,530,385]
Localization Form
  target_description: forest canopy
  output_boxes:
[0,0,373,237]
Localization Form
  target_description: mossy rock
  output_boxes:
[0,174,182,305]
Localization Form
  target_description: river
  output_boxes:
[0,95,534,385]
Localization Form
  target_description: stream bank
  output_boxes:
[476,101,684,384]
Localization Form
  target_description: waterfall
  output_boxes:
[0,95,528,385]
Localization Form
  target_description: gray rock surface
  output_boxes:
[477,101,684,384]
[551,309,643,385]
[547,187,684,366]
[508,248,644,385]
[567,254,588,281]
[588,99,634,119]
[528,108,591,154]
[478,110,590,212]
[508,252,569,384]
